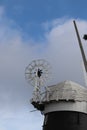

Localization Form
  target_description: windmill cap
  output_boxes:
[43,80,87,102]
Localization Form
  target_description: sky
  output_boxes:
[0,0,87,130]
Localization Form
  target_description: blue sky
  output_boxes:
[0,0,87,130]
[0,0,87,40]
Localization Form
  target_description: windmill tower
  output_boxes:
[25,21,87,130]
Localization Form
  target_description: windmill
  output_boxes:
[25,21,87,130]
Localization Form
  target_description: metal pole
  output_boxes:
[73,20,87,72]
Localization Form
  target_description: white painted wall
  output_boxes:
[43,101,87,114]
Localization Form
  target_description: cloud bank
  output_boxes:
[0,6,87,130]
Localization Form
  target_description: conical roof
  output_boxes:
[43,80,87,102]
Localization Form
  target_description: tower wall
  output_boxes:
[43,111,87,130]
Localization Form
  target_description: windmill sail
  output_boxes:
[73,20,87,86]
[73,20,87,73]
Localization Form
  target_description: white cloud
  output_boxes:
[0,7,44,130]
[43,19,87,86]
[0,110,43,130]
[0,7,87,130]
